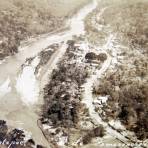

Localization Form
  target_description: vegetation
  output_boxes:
[0,0,89,60]
[41,41,89,128]
[85,52,107,62]
[93,56,148,140]
[0,0,64,59]
[90,0,148,140]
[0,120,43,148]
[82,126,105,145]
[35,45,58,74]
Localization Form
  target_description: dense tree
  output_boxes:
[42,44,89,128]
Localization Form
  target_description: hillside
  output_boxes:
[87,0,148,142]
[0,0,89,59]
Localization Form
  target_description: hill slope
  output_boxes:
[0,0,89,59]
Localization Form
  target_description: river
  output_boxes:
[0,0,98,147]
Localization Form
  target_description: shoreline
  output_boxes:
[0,0,90,62]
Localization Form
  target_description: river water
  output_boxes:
[0,0,97,147]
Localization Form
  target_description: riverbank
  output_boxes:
[0,0,90,61]
[0,1,98,147]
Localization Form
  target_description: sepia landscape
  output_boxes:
[0,0,147,148]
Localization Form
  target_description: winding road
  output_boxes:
[0,0,145,147]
